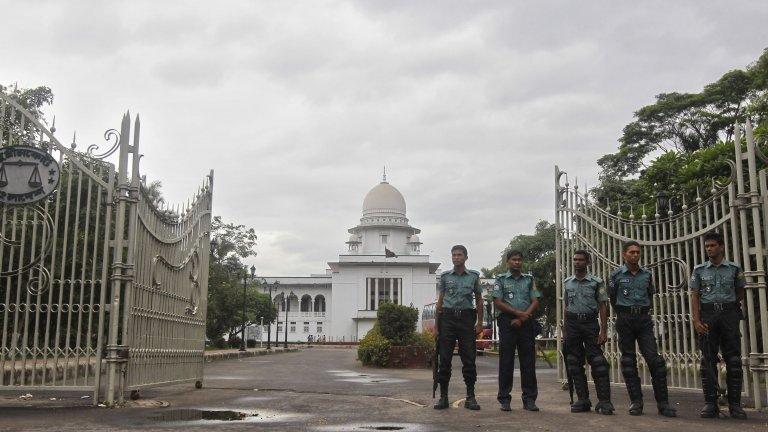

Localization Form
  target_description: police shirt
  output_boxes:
[690,260,746,304]
[609,265,654,307]
[439,268,482,310]
[492,271,541,317]
[564,274,608,314]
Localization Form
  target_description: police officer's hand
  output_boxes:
[511,318,522,328]
[475,323,484,337]
[694,320,709,335]
[517,311,531,321]
[597,330,607,345]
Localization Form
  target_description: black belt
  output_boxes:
[700,302,739,312]
[566,311,597,321]
[441,308,475,317]
[614,305,651,315]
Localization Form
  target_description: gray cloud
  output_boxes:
[1,0,766,276]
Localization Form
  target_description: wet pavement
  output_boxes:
[0,347,766,431]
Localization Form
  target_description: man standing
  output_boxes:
[493,250,541,412]
[608,241,676,417]
[691,232,747,419]
[434,245,484,411]
[562,250,614,415]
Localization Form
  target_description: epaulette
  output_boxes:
[588,275,603,283]
[468,269,480,276]
[564,275,575,282]
[523,273,533,278]
[440,270,451,276]
[693,263,707,269]
[724,261,741,268]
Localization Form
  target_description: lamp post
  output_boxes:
[262,279,279,350]
[239,264,256,352]
[210,237,218,259]
[282,290,294,349]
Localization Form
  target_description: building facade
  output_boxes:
[264,176,440,342]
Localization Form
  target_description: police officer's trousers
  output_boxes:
[497,316,537,404]
[564,316,611,403]
[615,312,669,404]
[437,309,477,387]
[699,306,743,406]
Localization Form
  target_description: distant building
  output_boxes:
[263,174,440,342]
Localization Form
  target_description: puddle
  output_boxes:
[147,408,306,425]
[313,423,429,432]
[151,409,255,422]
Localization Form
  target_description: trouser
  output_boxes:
[497,316,538,404]
[615,312,669,404]
[699,307,743,405]
[437,309,477,387]
[564,316,610,403]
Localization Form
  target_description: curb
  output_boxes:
[203,348,299,362]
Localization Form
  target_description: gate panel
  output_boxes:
[118,132,213,394]
[0,93,114,400]
[555,120,768,408]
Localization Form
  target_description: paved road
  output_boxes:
[0,348,766,431]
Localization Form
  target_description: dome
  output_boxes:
[408,234,421,243]
[347,234,360,243]
[362,181,406,217]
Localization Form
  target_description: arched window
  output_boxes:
[300,295,312,312]
[274,294,285,312]
[287,294,299,312]
[314,295,326,312]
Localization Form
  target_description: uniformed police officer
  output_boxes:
[434,245,484,411]
[493,250,541,412]
[691,232,747,419]
[608,241,676,417]
[562,249,614,415]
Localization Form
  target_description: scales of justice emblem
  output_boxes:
[0,145,60,205]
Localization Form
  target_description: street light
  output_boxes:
[262,279,279,350]
[239,264,256,352]
[282,290,295,349]
[210,237,218,258]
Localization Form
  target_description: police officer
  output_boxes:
[562,249,614,415]
[691,231,747,419]
[493,250,541,412]
[434,245,484,411]
[608,241,676,417]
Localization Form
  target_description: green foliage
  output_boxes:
[377,302,418,345]
[206,216,275,342]
[481,220,556,327]
[596,48,768,206]
[408,330,436,358]
[357,326,391,367]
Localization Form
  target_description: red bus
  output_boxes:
[421,301,492,351]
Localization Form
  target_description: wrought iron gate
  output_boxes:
[555,120,768,408]
[0,92,213,405]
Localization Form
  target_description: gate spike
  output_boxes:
[629,205,635,220]
[696,186,702,203]
[681,194,688,211]
[71,131,77,150]
[710,178,716,194]
[641,204,647,220]
[51,116,56,133]
[606,197,611,212]
[667,197,674,216]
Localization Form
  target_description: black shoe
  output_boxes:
[628,400,643,416]
[464,396,480,410]
[499,401,511,411]
[657,402,677,417]
[729,404,747,420]
[570,399,592,413]
[700,402,719,418]
[523,401,539,412]
[595,401,615,415]
[433,396,449,410]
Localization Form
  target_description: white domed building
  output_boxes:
[262,175,441,342]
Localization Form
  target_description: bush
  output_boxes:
[357,326,391,367]
[408,330,436,359]
[377,302,418,345]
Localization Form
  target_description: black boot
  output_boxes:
[726,362,746,419]
[700,369,720,419]
[570,371,591,413]
[625,375,643,416]
[651,377,676,417]
[464,385,480,410]
[434,382,449,410]
[593,375,614,415]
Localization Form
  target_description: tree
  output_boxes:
[481,221,556,327]
[206,215,276,344]
[596,48,768,207]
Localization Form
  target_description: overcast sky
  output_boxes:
[2,1,766,276]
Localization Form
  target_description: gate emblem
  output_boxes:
[0,146,60,205]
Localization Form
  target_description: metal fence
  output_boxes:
[555,120,768,408]
[0,92,213,405]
